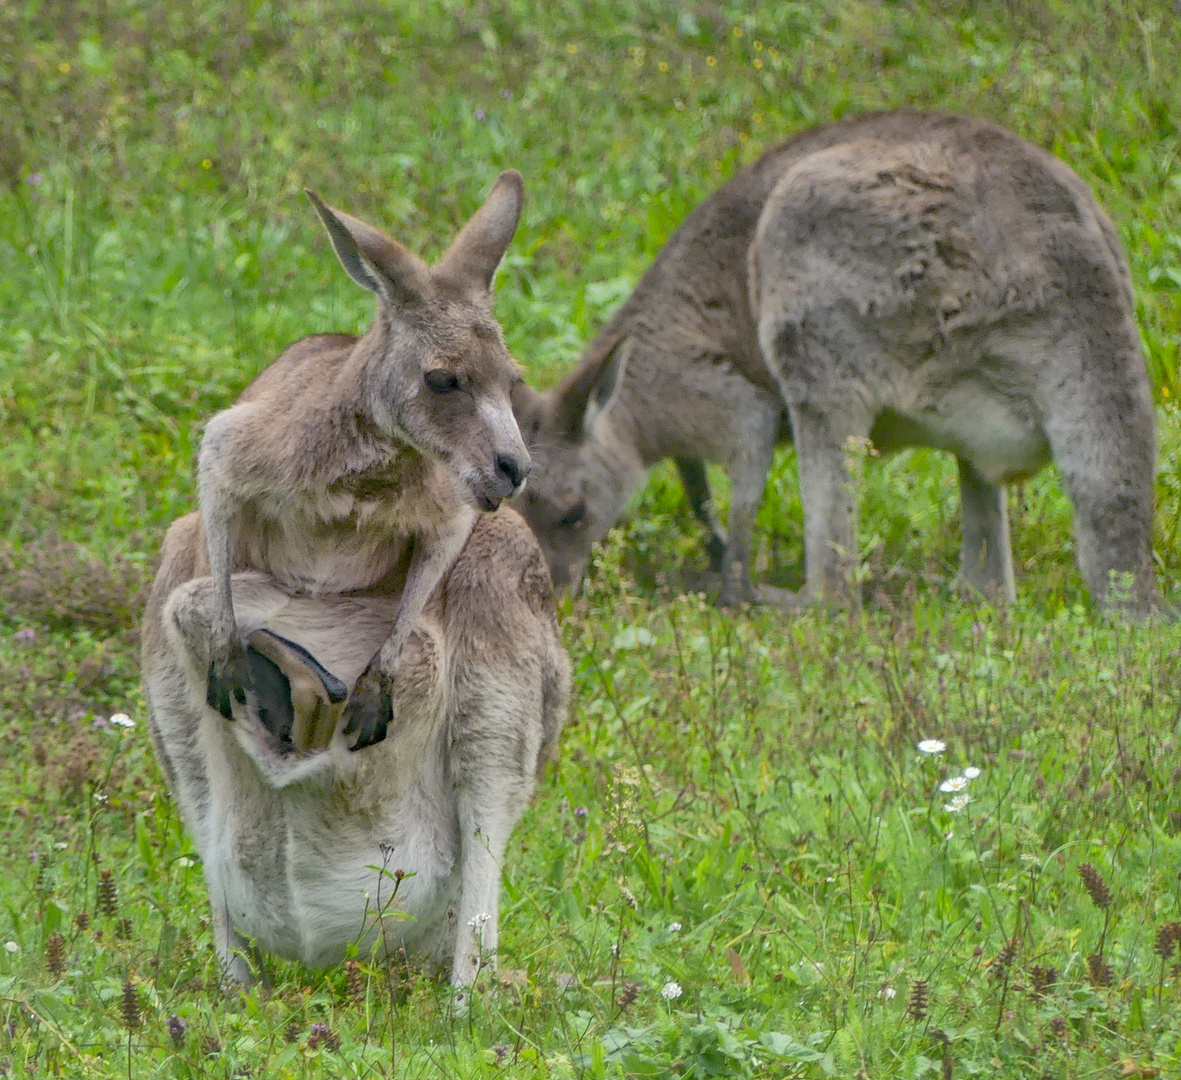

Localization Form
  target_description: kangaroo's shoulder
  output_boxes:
[448,507,556,618]
[236,334,360,404]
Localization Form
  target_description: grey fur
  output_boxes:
[513,110,1161,614]
[141,177,570,992]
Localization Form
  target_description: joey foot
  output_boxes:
[341,661,393,751]
[207,639,296,748]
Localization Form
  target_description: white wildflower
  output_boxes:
[53,842,67,850]
[668,922,682,933]
[176,857,196,868]
[963,766,981,779]
[467,912,491,929]
[939,776,969,793]
[109,713,135,728]
[660,981,683,1000]
[4,942,18,954]
[943,793,971,813]
[878,985,896,999]
[825,876,836,883]
[917,739,946,754]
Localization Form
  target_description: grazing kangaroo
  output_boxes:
[512,110,1161,615]
[142,175,570,991]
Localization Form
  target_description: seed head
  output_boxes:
[345,959,364,1004]
[284,1020,301,1043]
[97,869,118,917]
[990,936,1021,981]
[121,978,141,1029]
[617,980,642,1010]
[1078,863,1112,909]
[116,917,132,941]
[1154,922,1181,961]
[1085,953,1113,988]
[1029,965,1058,998]
[44,932,66,977]
[906,978,929,1021]
[73,910,90,932]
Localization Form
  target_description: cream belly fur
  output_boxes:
[144,510,569,988]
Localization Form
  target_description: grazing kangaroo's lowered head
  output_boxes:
[306,174,530,512]
[511,336,641,590]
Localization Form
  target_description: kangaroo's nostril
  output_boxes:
[496,453,528,488]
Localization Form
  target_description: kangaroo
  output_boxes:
[512,110,1161,615]
[142,175,570,991]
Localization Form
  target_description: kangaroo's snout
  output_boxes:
[496,452,530,491]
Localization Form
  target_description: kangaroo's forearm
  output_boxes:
[378,505,477,674]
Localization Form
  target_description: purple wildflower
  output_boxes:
[475,108,486,121]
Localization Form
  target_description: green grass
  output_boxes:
[2,0,1181,1076]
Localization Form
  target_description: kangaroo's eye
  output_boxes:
[424,369,460,394]
[556,501,587,529]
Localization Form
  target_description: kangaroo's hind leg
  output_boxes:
[955,457,1016,603]
[675,457,727,573]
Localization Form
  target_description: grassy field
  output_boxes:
[3,0,1181,1076]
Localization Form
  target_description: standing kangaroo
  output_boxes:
[512,110,1161,614]
[142,174,569,991]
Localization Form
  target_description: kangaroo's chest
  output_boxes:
[240,491,415,595]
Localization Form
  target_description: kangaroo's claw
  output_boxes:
[206,638,254,720]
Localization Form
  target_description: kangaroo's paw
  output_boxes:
[206,639,254,720]
[341,663,393,751]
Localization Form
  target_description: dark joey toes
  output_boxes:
[342,666,393,751]
[245,647,295,748]
[206,639,254,720]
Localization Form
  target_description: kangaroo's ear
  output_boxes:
[554,335,629,440]
[306,190,430,308]
[433,171,524,295]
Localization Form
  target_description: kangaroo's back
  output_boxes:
[514,109,1160,614]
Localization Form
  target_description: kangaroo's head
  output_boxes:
[510,337,644,590]
[307,174,529,512]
